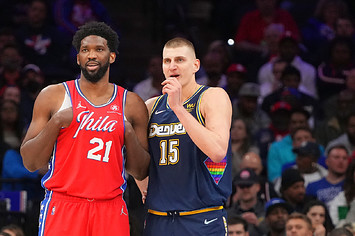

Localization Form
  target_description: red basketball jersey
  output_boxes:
[42,79,127,199]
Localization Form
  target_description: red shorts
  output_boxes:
[39,192,130,236]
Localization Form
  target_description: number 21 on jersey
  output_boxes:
[87,137,112,162]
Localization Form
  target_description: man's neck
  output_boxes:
[269,230,285,236]
[240,197,257,210]
[181,80,199,102]
[326,172,345,185]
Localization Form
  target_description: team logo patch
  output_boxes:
[204,157,227,184]
[110,104,119,111]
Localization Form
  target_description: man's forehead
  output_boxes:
[163,45,195,58]
[81,35,108,45]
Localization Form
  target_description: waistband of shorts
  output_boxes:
[148,206,224,216]
[49,192,123,202]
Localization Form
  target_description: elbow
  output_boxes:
[209,148,227,163]
[22,160,38,172]
[129,168,148,181]
[20,149,39,172]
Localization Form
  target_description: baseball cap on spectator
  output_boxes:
[280,168,304,192]
[234,168,259,188]
[265,198,293,216]
[227,63,247,74]
[270,101,292,113]
[22,64,41,74]
[239,82,260,97]
[292,141,320,159]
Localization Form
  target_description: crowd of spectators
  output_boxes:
[1,0,355,235]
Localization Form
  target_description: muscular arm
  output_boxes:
[124,91,150,180]
[20,84,71,172]
[163,78,232,163]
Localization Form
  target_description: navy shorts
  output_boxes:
[143,208,227,236]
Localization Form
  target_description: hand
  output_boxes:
[313,224,326,236]
[161,77,182,111]
[53,107,73,128]
[142,190,147,203]
[241,212,259,226]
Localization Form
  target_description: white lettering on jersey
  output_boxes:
[149,123,186,137]
[73,111,118,138]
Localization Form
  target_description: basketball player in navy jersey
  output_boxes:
[20,21,150,236]
[140,37,232,235]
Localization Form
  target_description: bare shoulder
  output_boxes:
[200,87,232,116]
[145,96,159,114]
[125,91,149,123]
[202,87,230,104]
[35,83,67,115]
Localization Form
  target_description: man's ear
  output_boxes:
[110,52,116,64]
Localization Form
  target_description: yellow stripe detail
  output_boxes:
[148,206,223,216]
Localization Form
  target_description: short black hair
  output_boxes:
[72,21,119,53]
[280,65,301,81]
[329,227,353,236]
[227,214,248,231]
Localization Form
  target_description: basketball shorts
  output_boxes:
[143,207,228,236]
[38,191,130,236]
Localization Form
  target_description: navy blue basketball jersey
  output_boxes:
[146,85,232,212]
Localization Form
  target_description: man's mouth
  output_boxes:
[86,62,100,71]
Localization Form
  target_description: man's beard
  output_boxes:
[80,60,110,83]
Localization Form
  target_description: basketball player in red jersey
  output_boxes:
[20,21,150,236]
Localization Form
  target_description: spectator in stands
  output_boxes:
[0,100,24,150]
[16,0,72,83]
[280,168,315,212]
[227,215,250,236]
[259,58,288,102]
[197,52,227,87]
[205,40,232,74]
[0,28,16,51]
[317,37,355,101]
[306,145,349,214]
[327,159,355,226]
[230,119,260,177]
[133,55,164,101]
[285,212,314,236]
[303,200,334,235]
[0,44,24,97]
[335,16,355,39]
[262,65,318,120]
[228,168,265,236]
[274,140,327,191]
[292,141,327,185]
[301,0,349,64]
[232,82,270,138]
[329,228,353,236]
[234,0,300,56]
[1,139,44,201]
[261,198,293,236]
[19,64,45,126]
[326,112,355,154]
[316,89,355,147]
[259,35,317,100]
[267,108,313,183]
[225,63,248,106]
[53,0,114,36]
[240,152,279,202]
[2,86,21,104]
